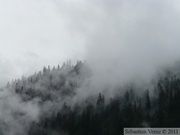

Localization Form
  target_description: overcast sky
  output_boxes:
[0,0,180,87]
[0,0,87,86]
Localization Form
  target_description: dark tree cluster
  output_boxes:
[29,77,180,135]
[4,61,180,135]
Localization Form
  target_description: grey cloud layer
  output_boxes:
[0,0,180,91]
[73,0,180,88]
[52,0,180,96]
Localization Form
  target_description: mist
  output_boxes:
[0,0,86,86]
[0,0,180,88]
[0,88,39,135]
[78,0,180,92]
[0,0,180,134]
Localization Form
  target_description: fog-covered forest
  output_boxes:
[1,0,180,135]
[0,60,179,135]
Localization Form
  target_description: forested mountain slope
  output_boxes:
[1,61,180,135]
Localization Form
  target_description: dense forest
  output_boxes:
[2,61,180,135]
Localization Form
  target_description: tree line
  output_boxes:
[4,61,180,135]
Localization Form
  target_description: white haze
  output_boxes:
[0,89,39,135]
[0,0,86,86]
[60,0,180,96]
[84,0,180,93]
[0,0,179,134]
[0,0,180,88]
